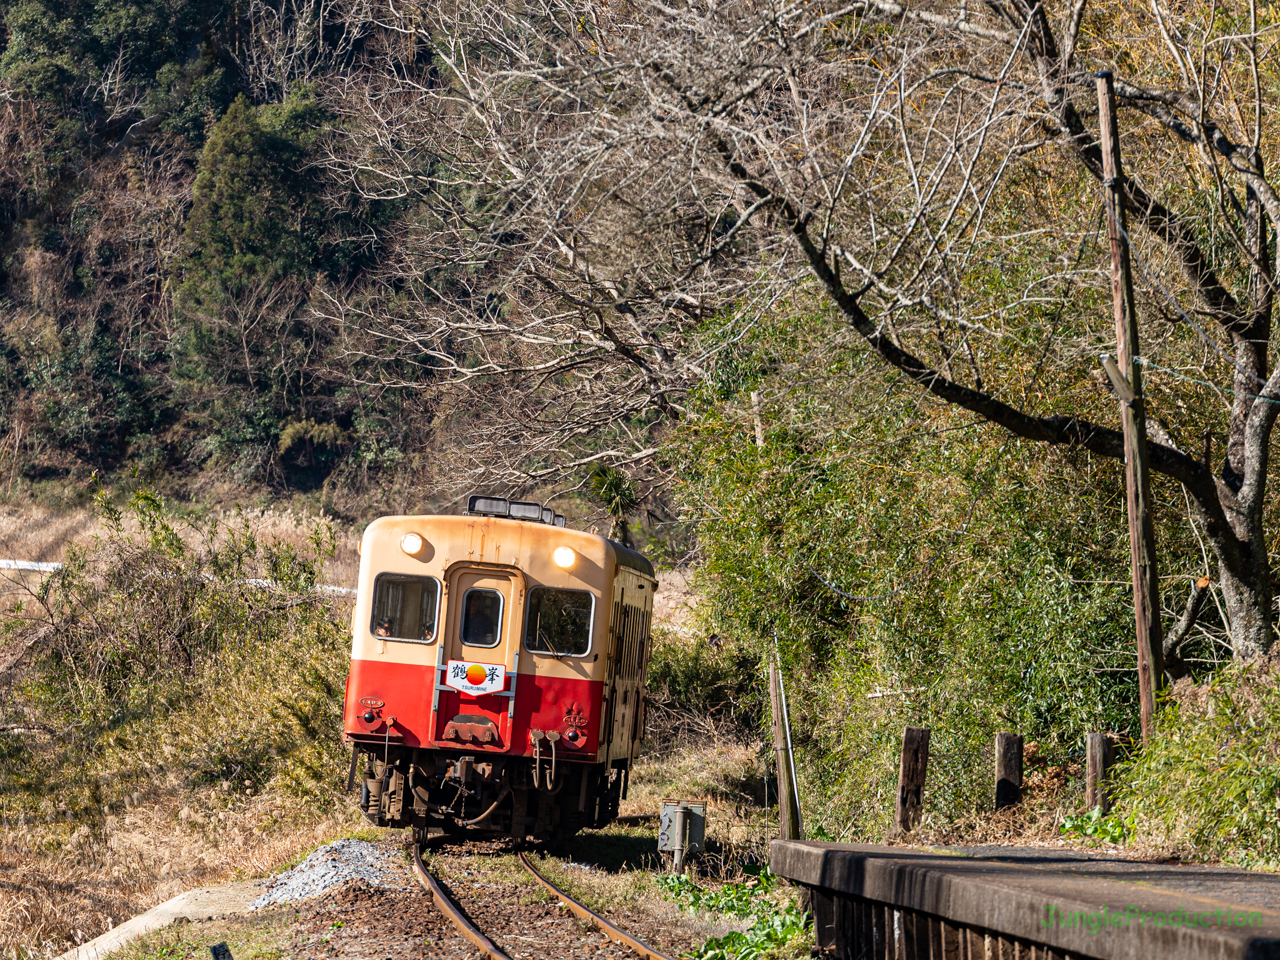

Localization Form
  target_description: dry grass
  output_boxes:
[628,720,1100,857]
[110,907,292,960]
[0,509,100,562]
[534,846,748,945]
[205,507,361,590]
[0,508,100,617]
[626,736,773,874]
[0,505,362,618]
[653,570,697,637]
[0,499,367,958]
[628,733,1088,857]
[912,802,1070,849]
[0,510,763,958]
[0,842,150,960]
[1164,651,1280,720]
[0,791,369,958]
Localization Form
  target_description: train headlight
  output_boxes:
[401,532,425,555]
[552,546,576,569]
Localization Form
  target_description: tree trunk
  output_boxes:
[1220,562,1273,659]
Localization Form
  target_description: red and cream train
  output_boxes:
[342,497,656,840]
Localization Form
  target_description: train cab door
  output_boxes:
[431,567,521,752]
[601,574,653,765]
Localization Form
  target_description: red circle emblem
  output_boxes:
[466,664,488,685]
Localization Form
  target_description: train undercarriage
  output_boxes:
[353,743,627,841]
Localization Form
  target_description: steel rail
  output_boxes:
[412,843,513,960]
[517,850,677,960]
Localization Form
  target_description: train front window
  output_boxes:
[461,588,504,648]
[524,588,593,656]
[371,574,440,643]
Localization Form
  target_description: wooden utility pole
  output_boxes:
[894,726,930,834]
[769,662,802,840]
[1096,71,1163,742]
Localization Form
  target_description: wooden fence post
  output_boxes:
[769,662,802,840]
[994,732,1023,810]
[1085,733,1114,813]
[894,726,930,834]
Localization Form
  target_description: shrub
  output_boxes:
[1113,661,1280,866]
[644,628,760,748]
[179,92,322,312]
[658,869,811,960]
[0,490,351,823]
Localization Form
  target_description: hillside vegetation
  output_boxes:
[6,0,1280,951]
[0,495,356,953]
[0,0,414,504]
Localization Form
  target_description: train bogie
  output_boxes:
[342,499,655,840]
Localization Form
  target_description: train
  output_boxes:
[341,496,657,841]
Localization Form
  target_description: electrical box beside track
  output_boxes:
[658,799,706,855]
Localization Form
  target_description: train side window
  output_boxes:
[461,588,504,648]
[524,588,594,657]
[371,574,441,643]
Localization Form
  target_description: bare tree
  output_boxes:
[315,12,796,490]
[233,0,376,102]
[322,0,1280,660]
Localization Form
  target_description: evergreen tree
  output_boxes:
[179,92,318,311]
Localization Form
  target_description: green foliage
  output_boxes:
[645,629,760,743]
[179,91,324,310]
[0,0,422,493]
[657,866,779,916]
[0,491,351,819]
[0,0,221,92]
[1059,808,1134,845]
[27,322,168,467]
[688,908,811,960]
[1112,664,1280,866]
[277,419,348,457]
[162,88,386,485]
[658,870,810,960]
[0,0,231,188]
[589,465,640,544]
[669,305,1171,834]
[149,58,238,145]
[589,465,640,521]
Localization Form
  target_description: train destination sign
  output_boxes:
[445,659,506,695]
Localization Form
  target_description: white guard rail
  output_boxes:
[0,561,357,596]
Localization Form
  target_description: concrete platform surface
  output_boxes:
[945,844,1280,913]
[55,881,261,960]
[772,841,1280,959]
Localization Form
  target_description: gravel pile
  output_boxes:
[250,839,406,909]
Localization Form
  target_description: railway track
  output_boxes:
[411,843,677,960]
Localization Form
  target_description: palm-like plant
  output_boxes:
[588,466,640,548]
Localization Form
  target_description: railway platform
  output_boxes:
[771,840,1280,959]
